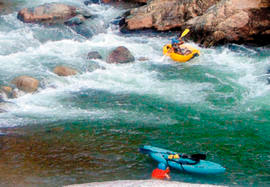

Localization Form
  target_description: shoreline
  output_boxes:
[65,180,226,187]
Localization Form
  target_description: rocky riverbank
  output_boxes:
[120,0,270,47]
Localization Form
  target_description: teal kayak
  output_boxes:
[140,145,225,175]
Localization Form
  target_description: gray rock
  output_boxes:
[87,51,102,60]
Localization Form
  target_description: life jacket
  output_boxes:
[151,168,170,180]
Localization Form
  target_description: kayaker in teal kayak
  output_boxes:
[151,162,171,180]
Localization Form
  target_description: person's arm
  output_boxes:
[165,167,171,180]
[165,173,171,180]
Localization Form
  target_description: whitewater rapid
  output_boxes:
[0,1,270,129]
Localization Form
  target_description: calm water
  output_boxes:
[0,0,270,186]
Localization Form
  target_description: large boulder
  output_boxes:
[11,76,39,93]
[186,0,270,46]
[17,3,91,25]
[121,0,219,31]
[53,66,78,76]
[121,0,270,47]
[106,46,135,64]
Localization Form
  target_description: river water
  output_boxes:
[0,0,270,186]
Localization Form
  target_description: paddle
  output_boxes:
[139,147,206,161]
[161,28,190,61]
[179,28,190,40]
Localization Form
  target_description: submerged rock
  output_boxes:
[64,15,86,26]
[53,66,78,76]
[87,51,102,60]
[106,46,135,64]
[17,3,92,25]
[84,0,101,5]
[11,76,39,93]
[0,86,13,99]
[138,57,149,61]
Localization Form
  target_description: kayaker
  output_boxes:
[171,38,190,55]
[151,162,171,180]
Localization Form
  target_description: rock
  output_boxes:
[17,3,91,25]
[70,23,95,38]
[64,179,225,187]
[0,86,13,99]
[87,51,102,60]
[138,57,149,61]
[106,46,135,64]
[64,15,86,26]
[84,0,147,5]
[121,0,270,47]
[53,66,78,76]
[11,76,39,93]
[0,2,13,15]
[121,0,219,31]
[186,0,270,47]
[84,0,101,5]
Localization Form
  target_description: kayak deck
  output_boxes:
[163,44,200,63]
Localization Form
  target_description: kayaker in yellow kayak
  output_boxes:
[163,29,200,63]
[170,36,191,55]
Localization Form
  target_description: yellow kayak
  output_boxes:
[163,44,200,63]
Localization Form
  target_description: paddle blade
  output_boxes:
[180,29,190,39]
[191,153,206,161]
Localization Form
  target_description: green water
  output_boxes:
[1,82,270,186]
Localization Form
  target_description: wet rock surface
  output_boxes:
[121,0,219,31]
[17,3,91,25]
[121,0,270,47]
[11,76,39,93]
[106,46,135,64]
[53,66,78,77]
[186,0,270,47]
[0,86,13,99]
[87,51,103,60]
